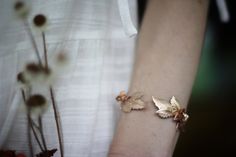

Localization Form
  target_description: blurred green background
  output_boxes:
[174,1,236,156]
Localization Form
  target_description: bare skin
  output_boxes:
[109,0,209,157]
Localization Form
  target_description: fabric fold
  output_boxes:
[117,0,138,37]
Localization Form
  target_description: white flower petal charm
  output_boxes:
[152,96,189,131]
[116,91,145,113]
[152,96,173,118]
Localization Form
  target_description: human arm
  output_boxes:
[109,0,209,156]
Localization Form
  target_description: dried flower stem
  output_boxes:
[21,89,34,157]
[31,120,40,130]
[23,20,43,66]
[21,89,26,102]
[42,31,64,157]
[23,91,44,152]
[27,115,34,157]
[42,32,48,69]
[29,116,44,152]
[38,116,48,151]
[50,86,64,157]
[22,90,46,153]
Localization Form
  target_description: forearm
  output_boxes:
[109,0,209,157]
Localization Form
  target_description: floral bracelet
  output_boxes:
[116,91,189,132]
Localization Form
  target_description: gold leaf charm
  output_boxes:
[152,96,189,131]
[116,91,145,113]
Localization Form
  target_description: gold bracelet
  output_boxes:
[116,91,145,113]
[116,91,189,131]
[152,96,189,131]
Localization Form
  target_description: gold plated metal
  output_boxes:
[116,91,145,113]
[152,96,189,131]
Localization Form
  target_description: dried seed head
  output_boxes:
[57,53,67,64]
[26,94,48,116]
[17,72,27,84]
[26,94,46,108]
[26,63,42,74]
[33,14,46,27]
[24,62,53,85]
[33,14,48,31]
[14,1,24,10]
[17,72,30,88]
[55,52,69,68]
[14,1,29,19]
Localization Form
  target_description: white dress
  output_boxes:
[0,0,137,156]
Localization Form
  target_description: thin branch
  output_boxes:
[27,119,34,157]
[21,89,26,102]
[22,89,43,152]
[29,115,44,152]
[21,89,34,157]
[42,32,48,69]
[42,30,64,157]
[31,120,40,130]
[23,20,43,66]
[50,86,64,157]
[38,116,48,151]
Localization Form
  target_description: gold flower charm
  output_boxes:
[116,91,145,113]
[152,96,189,131]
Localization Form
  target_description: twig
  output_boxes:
[21,89,26,102]
[50,86,64,157]
[31,120,40,130]
[21,89,44,152]
[27,116,34,157]
[23,20,43,66]
[38,116,48,151]
[42,31,64,157]
[21,89,34,157]
[29,116,44,152]
[42,32,48,69]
